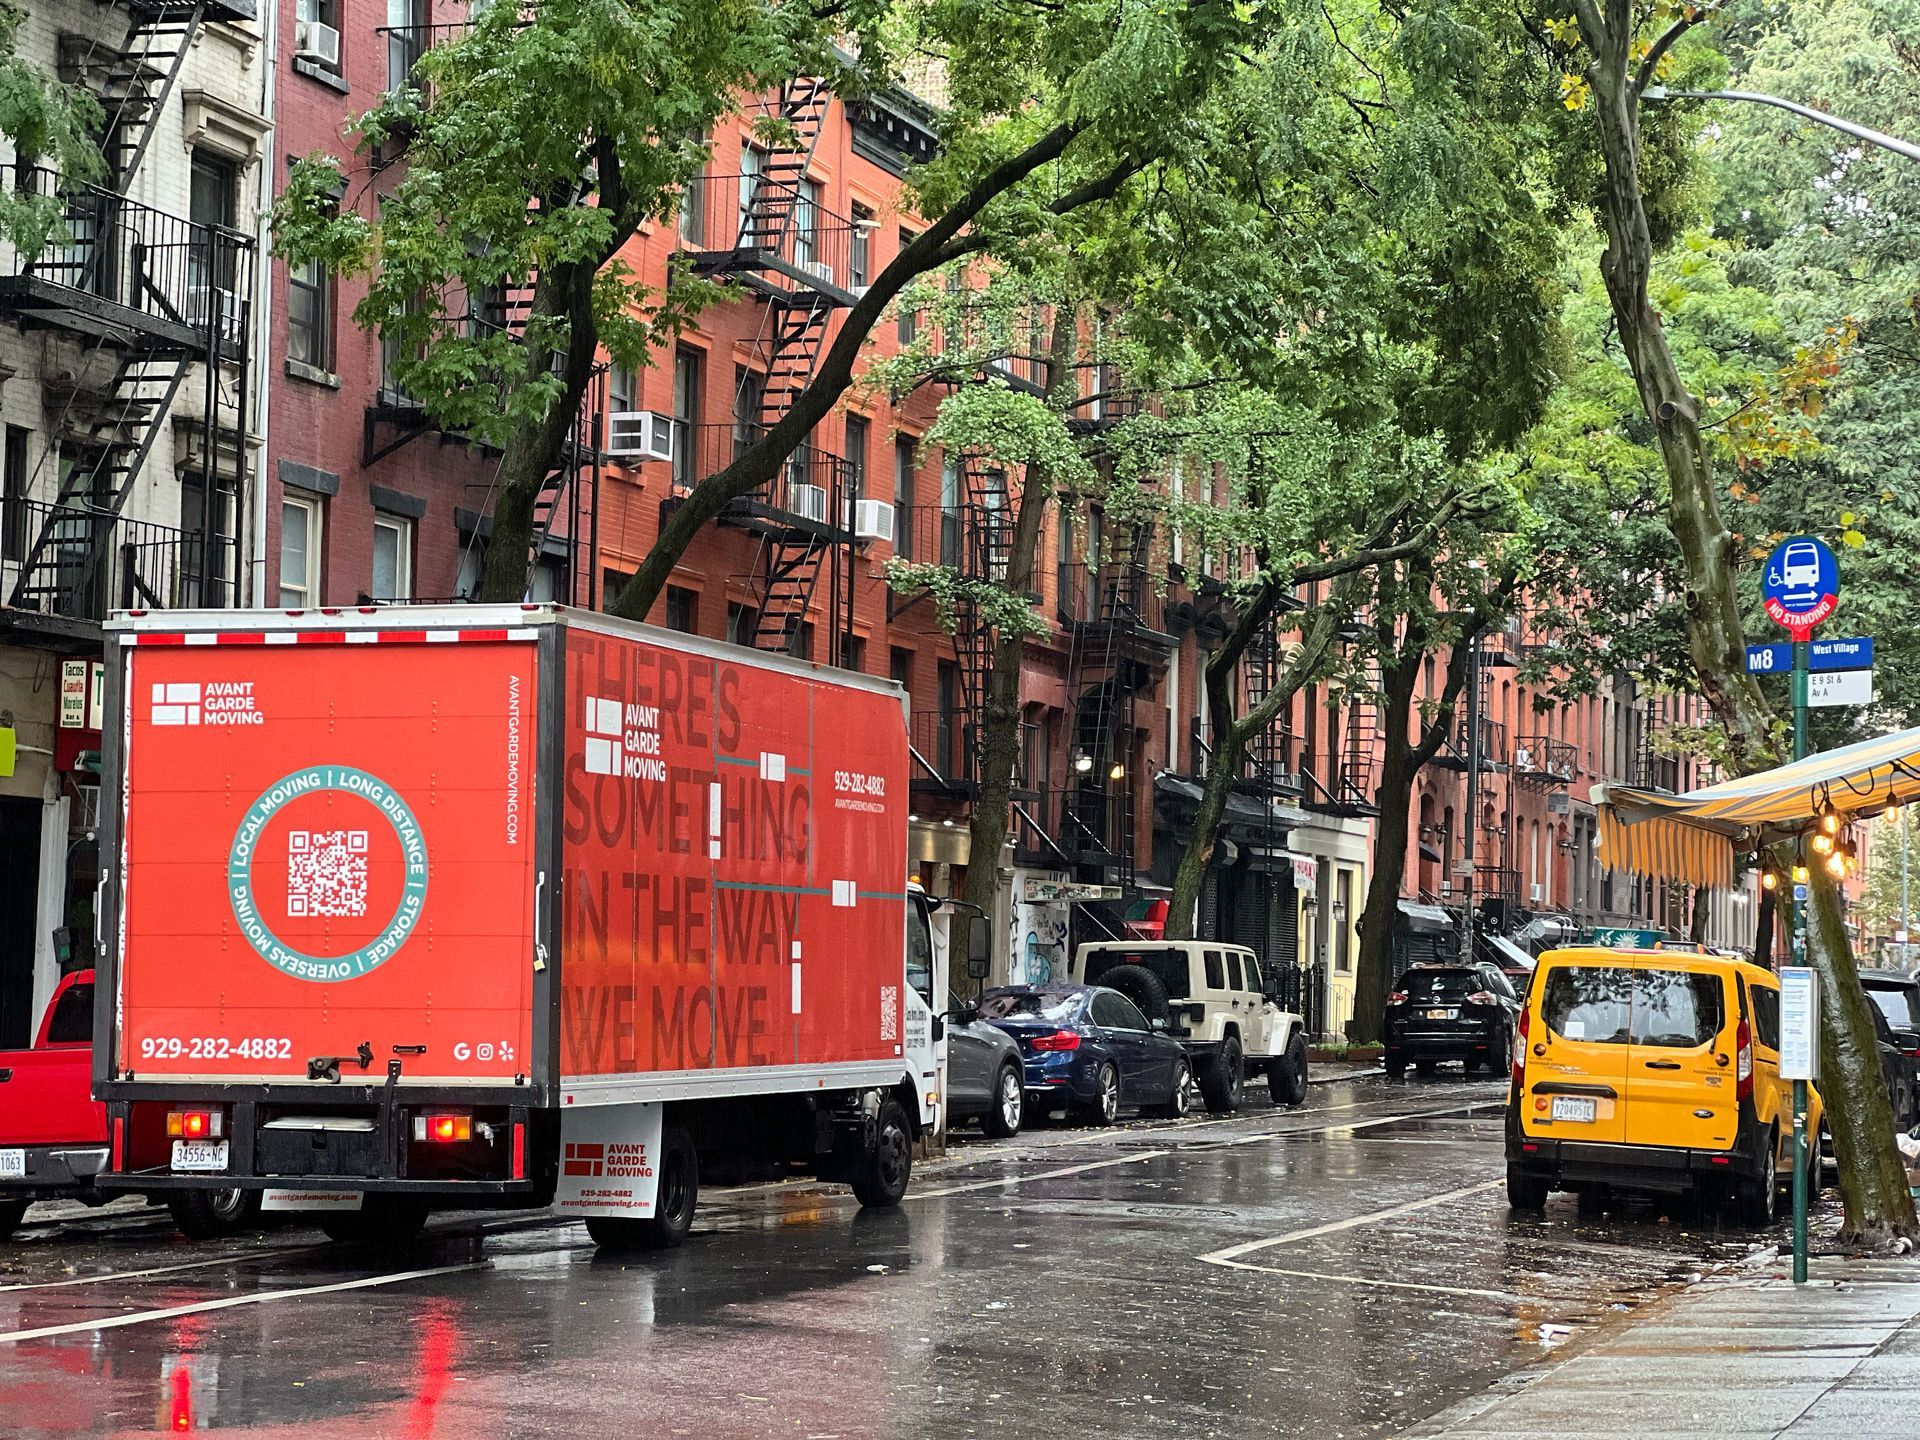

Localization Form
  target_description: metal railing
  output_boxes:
[1513,735,1578,786]
[1055,561,1164,633]
[1476,866,1522,903]
[676,172,859,298]
[3,498,233,620]
[676,421,855,523]
[2,167,254,351]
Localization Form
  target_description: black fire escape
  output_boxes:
[673,77,861,663]
[2,0,258,633]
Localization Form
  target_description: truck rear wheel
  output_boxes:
[319,1197,429,1246]
[851,1097,913,1207]
[0,1199,27,1240]
[167,1187,259,1241]
[585,1124,699,1251]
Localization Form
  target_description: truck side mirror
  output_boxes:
[966,914,991,981]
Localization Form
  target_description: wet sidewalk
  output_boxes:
[1405,1256,1920,1438]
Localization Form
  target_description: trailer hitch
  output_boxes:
[307,1041,374,1083]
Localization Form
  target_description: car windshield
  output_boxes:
[977,991,1083,1022]
[1402,969,1479,998]
[1866,984,1920,1031]
[1541,965,1723,1047]
[1080,948,1191,999]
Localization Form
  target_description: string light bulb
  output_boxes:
[1826,851,1848,879]
[1108,761,1125,782]
[1821,807,1842,836]
[1812,832,1834,855]
[1762,870,1779,892]
[1792,864,1810,884]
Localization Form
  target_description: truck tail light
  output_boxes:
[1736,1018,1754,1101]
[1513,1007,1530,1093]
[1388,991,1408,1006]
[413,1112,472,1143]
[511,1121,526,1179]
[166,1109,222,1139]
[1029,1030,1081,1052]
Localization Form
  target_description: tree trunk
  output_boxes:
[1578,1,1914,1240]
[1164,681,1245,942]
[1755,884,1775,970]
[475,261,600,602]
[1689,884,1709,944]
[1351,662,1420,1045]
[961,310,1076,938]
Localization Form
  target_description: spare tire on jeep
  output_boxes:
[1093,964,1171,1024]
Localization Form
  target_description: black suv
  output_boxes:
[1860,969,1920,1130]
[1384,962,1521,1079]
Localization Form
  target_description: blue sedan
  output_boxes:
[974,984,1194,1125]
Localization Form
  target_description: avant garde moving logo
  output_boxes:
[228,766,429,982]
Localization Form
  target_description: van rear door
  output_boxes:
[1528,955,1634,1144]
[1621,964,1738,1153]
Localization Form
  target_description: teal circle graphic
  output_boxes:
[228,766,429,983]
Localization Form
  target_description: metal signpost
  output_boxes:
[1779,966,1820,1284]
[1760,534,1843,1286]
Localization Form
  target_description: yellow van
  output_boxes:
[1505,944,1824,1224]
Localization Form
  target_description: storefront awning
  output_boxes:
[1488,933,1536,971]
[1397,899,1455,934]
[1595,723,1920,888]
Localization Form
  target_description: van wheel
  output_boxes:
[1732,1129,1778,1227]
[1200,1037,1244,1113]
[1506,1165,1549,1213]
[320,1197,429,1246]
[0,1200,27,1240]
[167,1187,259,1241]
[851,1098,913,1207]
[1268,1032,1309,1108]
[588,1124,699,1250]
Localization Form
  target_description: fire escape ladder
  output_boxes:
[757,295,835,423]
[100,2,209,191]
[523,377,598,598]
[750,529,829,654]
[8,352,192,609]
[738,76,832,251]
[947,457,1014,781]
[1339,659,1382,805]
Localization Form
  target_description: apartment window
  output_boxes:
[1335,868,1354,973]
[372,514,413,601]
[294,0,341,66]
[726,601,756,647]
[897,230,919,343]
[850,204,873,289]
[180,473,236,607]
[601,569,630,611]
[893,439,915,558]
[890,647,913,690]
[671,348,702,490]
[844,415,869,508]
[279,493,323,607]
[794,178,820,271]
[939,454,961,566]
[3,426,26,564]
[386,0,429,94]
[287,256,333,370]
[188,150,239,306]
[608,364,636,422]
[732,367,765,457]
[665,585,698,634]
[679,147,708,245]
[936,660,959,773]
[790,620,815,661]
[839,632,866,673]
[737,146,765,240]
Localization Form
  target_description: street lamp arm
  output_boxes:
[1644,85,1920,164]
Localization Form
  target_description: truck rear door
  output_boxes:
[111,625,543,1088]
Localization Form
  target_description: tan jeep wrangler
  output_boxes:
[1067,941,1309,1113]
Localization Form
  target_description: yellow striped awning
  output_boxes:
[1594,723,1920,887]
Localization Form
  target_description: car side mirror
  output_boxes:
[1894,1027,1920,1053]
[931,1015,946,1043]
[966,914,991,981]
[1149,1016,1170,1033]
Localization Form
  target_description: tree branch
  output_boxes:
[1633,15,1697,95]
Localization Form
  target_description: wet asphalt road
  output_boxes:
[0,1070,1789,1439]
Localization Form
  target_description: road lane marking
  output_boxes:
[907,1150,1174,1199]
[1204,1258,1526,1304]
[1197,1180,1504,1265]
[0,1244,333,1294]
[0,1262,484,1345]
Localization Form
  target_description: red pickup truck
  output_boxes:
[1,971,255,1240]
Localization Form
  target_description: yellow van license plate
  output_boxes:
[1550,1097,1597,1123]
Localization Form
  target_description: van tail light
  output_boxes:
[1736,1018,1754,1101]
[1513,1007,1530,1093]
[413,1112,473,1143]
[166,1109,222,1139]
[1388,991,1408,1005]
[1029,1030,1081,1052]
[1466,992,1498,1006]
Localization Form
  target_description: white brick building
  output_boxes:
[0,0,271,1044]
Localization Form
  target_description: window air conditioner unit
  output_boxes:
[606,410,674,463]
[295,20,341,66]
[789,483,828,524]
[852,498,895,543]
[186,286,244,346]
[802,261,835,286]
[1529,883,1545,903]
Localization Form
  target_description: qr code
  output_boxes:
[879,985,899,1043]
[287,830,369,918]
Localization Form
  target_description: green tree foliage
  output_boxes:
[0,0,103,255]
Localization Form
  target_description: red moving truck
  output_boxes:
[93,605,943,1249]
